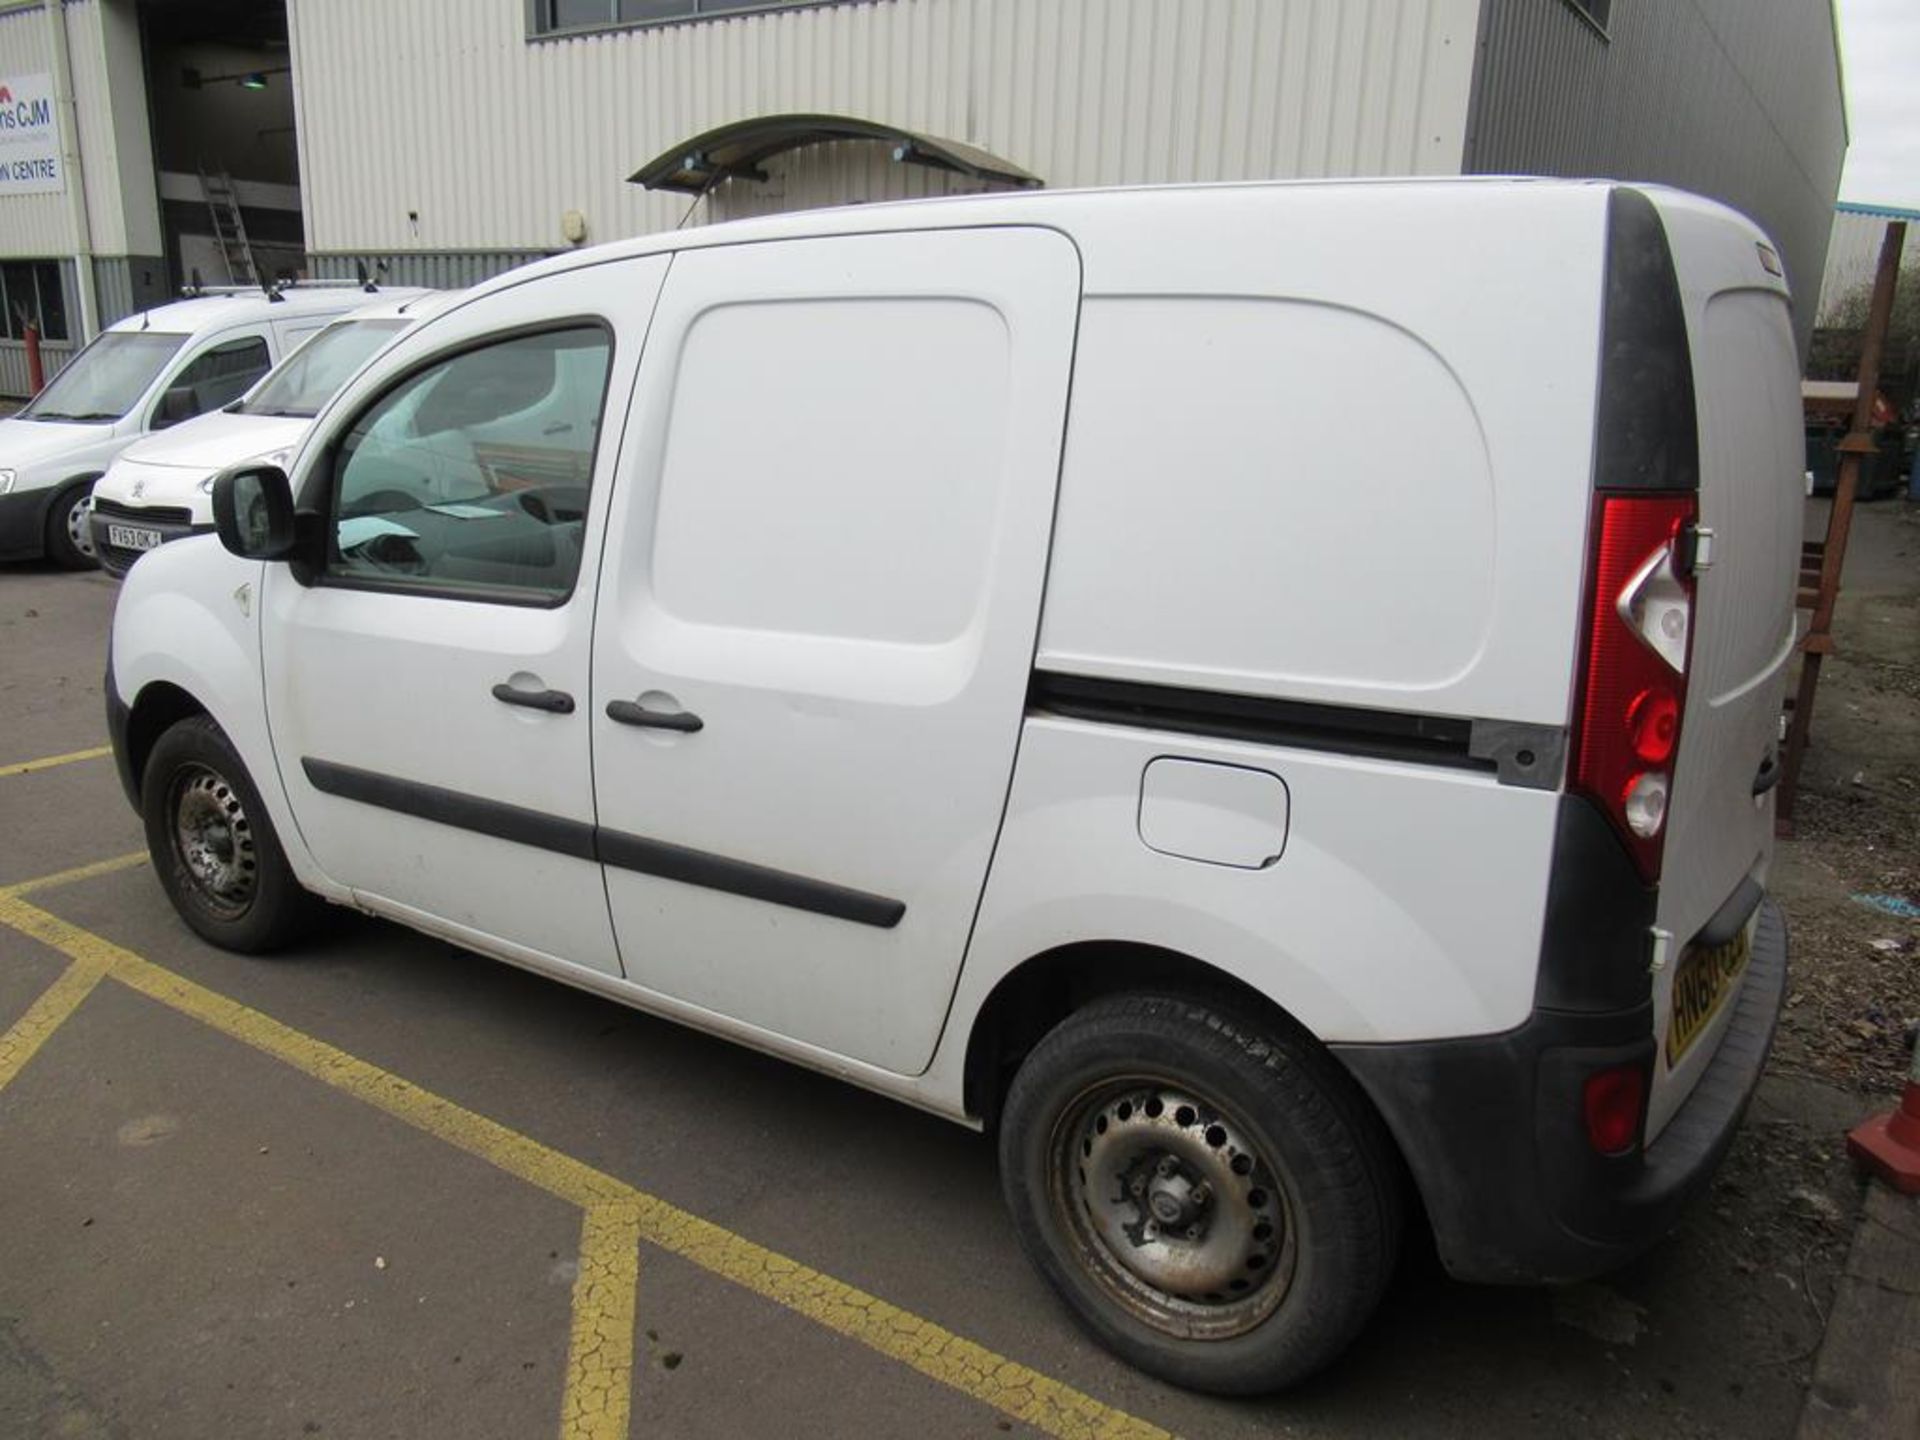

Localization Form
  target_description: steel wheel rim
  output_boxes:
[1048,1075,1298,1341]
[67,493,95,557]
[168,764,258,918]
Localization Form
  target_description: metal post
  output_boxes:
[1777,220,1906,827]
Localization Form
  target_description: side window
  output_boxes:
[155,335,271,427]
[326,326,612,603]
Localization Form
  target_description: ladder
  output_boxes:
[198,168,258,287]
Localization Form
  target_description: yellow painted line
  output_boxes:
[0,850,148,899]
[0,744,112,778]
[0,863,1176,1440]
[0,955,109,1092]
[564,1203,642,1440]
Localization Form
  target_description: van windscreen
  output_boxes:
[22,331,188,423]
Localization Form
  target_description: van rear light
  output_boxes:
[1583,1063,1647,1156]
[1570,493,1698,881]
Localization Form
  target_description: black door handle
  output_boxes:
[1753,751,1781,797]
[606,699,703,733]
[491,683,574,714]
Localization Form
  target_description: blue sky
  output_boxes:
[1837,0,1920,209]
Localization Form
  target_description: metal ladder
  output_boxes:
[198,168,258,287]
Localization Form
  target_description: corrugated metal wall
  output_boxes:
[1816,206,1920,328]
[307,250,549,291]
[286,0,1482,258]
[1465,0,1846,354]
[0,337,74,396]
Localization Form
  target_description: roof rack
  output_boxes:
[178,273,383,302]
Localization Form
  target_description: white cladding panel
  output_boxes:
[0,2,69,254]
[286,0,1480,253]
[0,0,159,258]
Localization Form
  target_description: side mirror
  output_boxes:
[153,385,199,429]
[212,464,297,560]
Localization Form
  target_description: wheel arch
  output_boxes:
[123,679,210,800]
[963,941,1332,1129]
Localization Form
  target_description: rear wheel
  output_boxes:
[998,992,1403,1394]
[141,715,322,952]
[44,483,99,570]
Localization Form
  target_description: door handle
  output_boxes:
[606,699,703,733]
[1752,750,1781,797]
[491,682,575,714]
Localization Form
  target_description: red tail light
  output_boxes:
[1583,1063,1648,1156]
[1570,493,1698,882]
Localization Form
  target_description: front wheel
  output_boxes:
[44,483,99,570]
[141,715,323,952]
[998,992,1404,1394]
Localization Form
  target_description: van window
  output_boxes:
[21,331,186,422]
[649,297,1010,645]
[156,336,273,427]
[325,326,611,603]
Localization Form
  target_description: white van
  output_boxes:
[0,284,423,569]
[106,180,1797,1393]
[89,291,450,576]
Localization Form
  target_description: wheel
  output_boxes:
[998,992,1404,1394]
[44,483,99,570]
[141,715,323,952]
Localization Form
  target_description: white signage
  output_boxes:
[0,73,63,195]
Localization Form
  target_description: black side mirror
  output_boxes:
[153,384,199,429]
[212,464,297,560]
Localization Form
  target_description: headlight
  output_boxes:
[0,468,14,495]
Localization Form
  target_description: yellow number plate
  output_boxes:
[1667,929,1751,1065]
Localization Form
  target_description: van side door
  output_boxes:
[589,228,1081,1074]
[259,258,669,975]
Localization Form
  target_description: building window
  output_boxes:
[0,261,68,343]
[1563,0,1611,34]
[530,0,846,38]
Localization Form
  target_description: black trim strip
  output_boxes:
[1030,672,1493,775]
[303,759,597,860]
[597,830,903,929]
[299,757,904,929]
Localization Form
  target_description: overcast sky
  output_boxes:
[1836,0,1920,210]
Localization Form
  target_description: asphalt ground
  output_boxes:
[0,553,1870,1440]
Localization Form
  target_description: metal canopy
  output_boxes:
[628,113,1042,194]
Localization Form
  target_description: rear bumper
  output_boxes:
[1333,898,1788,1284]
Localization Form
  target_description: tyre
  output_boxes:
[998,991,1404,1394]
[44,483,100,570]
[141,715,323,952]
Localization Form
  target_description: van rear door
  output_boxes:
[1641,191,1801,1137]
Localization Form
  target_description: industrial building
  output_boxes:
[0,0,1848,396]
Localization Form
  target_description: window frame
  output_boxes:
[0,259,69,343]
[146,331,274,430]
[305,316,618,611]
[525,0,858,42]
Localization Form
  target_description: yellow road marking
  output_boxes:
[0,744,112,778]
[0,865,1176,1440]
[565,1203,642,1440]
[0,850,148,899]
[0,955,110,1092]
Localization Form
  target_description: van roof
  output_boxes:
[105,285,431,337]
[466,176,1643,297]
